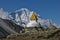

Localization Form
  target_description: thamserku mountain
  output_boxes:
[0,8,58,38]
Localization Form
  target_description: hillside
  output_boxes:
[1,26,60,40]
[0,18,23,38]
[0,8,60,40]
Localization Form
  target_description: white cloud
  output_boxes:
[27,21,40,27]
[0,8,9,19]
[37,17,52,28]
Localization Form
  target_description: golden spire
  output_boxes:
[30,11,37,21]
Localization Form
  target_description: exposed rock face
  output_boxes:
[1,25,60,40]
[0,18,60,40]
[0,18,23,38]
[3,19,23,33]
[0,27,9,38]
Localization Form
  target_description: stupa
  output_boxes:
[26,11,40,27]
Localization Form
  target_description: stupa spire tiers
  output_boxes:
[26,11,40,27]
[30,11,38,21]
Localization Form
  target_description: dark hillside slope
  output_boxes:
[0,18,23,38]
[3,19,23,33]
[1,26,60,40]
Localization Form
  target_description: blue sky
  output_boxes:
[0,0,60,25]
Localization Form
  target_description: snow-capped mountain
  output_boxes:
[9,8,54,28]
[0,8,57,38]
[0,8,24,38]
[9,8,30,26]
[0,8,56,28]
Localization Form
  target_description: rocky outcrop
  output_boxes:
[0,18,23,38]
[1,26,60,40]
[0,18,60,40]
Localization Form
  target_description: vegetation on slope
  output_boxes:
[0,26,60,40]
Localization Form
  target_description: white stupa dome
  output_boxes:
[26,11,40,27]
[26,21,40,27]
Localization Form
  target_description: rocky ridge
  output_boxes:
[1,25,60,40]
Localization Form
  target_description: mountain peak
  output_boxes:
[9,8,55,28]
[0,8,56,28]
